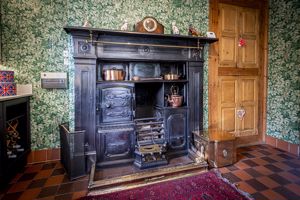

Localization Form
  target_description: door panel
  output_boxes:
[239,77,258,136]
[219,4,238,68]
[220,78,237,104]
[221,107,236,132]
[241,9,258,35]
[219,77,238,132]
[242,39,257,67]
[240,78,256,103]
[220,36,236,65]
[241,38,257,67]
[220,4,238,33]
[240,8,259,68]
[242,105,255,129]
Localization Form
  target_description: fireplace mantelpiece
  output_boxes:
[64,26,217,170]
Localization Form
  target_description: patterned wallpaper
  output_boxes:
[1,0,70,150]
[267,0,300,144]
[2,0,298,150]
[1,0,209,150]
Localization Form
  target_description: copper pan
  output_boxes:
[164,73,179,80]
[103,68,125,80]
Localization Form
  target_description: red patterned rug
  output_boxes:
[83,169,253,200]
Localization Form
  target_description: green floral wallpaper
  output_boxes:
[1,0,209,150]
[1,0,70,150]
[3,0,297,150]
[267,0,300,144]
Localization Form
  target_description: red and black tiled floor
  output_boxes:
[0,144,299,200]
[219,145,300,200]
[0,162,88,200]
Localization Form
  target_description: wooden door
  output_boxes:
[218,4,260,140]
[209,0,268,146]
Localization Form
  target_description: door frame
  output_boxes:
[208,0,268,145]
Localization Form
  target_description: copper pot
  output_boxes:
[103,68,125,80]
[164,73,179,80]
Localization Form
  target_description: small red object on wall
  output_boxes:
[238,38,246,47]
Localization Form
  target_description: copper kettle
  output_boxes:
[167,85,183,107]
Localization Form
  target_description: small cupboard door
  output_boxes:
[218,76,258,137]
[97,125,134,164]
[219,4,259,69]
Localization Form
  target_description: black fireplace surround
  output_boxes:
[64,26,217,171]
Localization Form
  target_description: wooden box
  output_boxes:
[193,130,236,168]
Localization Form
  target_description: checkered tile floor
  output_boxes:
[0,144,299,200]
[219,145,300,200]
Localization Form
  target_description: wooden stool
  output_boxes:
[192,130,236,168]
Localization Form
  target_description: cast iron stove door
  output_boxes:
[165,108,188,151]
[96,83,135,166]
[97,83,134,123]
[97,124,134,165]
